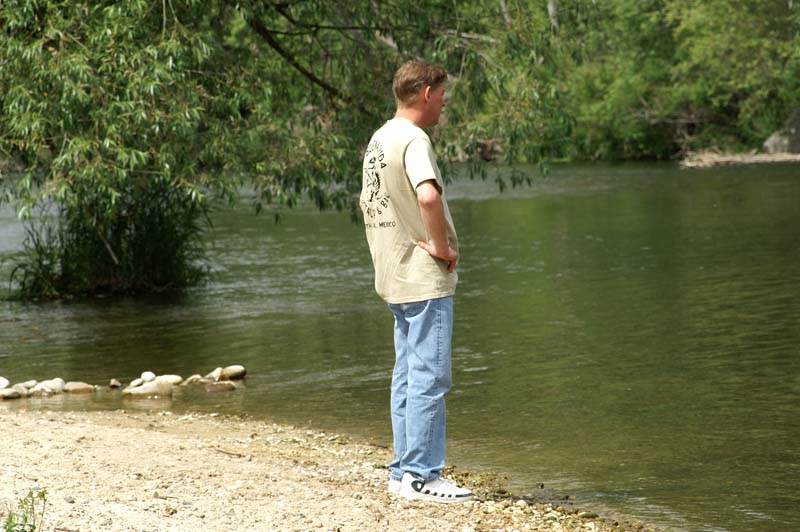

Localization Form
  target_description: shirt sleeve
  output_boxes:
[404,137,441,192]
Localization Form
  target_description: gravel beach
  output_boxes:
[0,409,662,532]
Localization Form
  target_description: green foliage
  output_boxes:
[1,0,565,298]
[3,488,47,532]
[554,0,800,158]
[1,1,244,296]
[1,0,797,298]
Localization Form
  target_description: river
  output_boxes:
[1,162,798,532]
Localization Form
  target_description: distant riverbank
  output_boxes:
[0,409,663,532]
[681,150,800,168]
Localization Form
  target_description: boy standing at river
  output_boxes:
[360,60,472,503]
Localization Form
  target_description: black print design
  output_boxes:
[362,140,392,226]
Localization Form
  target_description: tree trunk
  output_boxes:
[499,0,512,30]
[548,0,558,31]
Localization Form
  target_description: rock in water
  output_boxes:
[0,388,21,400]
[181,374,205,385]
[0,377,9,390]
[155,375,183,385]
[11,384,30,397]
[41,378,66,393]
[220,365,247,381]
[109,379,122,389]
[122,381,173,398]
[205,381,238,393]
[205,367,223,382]
[141,371,156,382]
[21,380,38,389]
[64,382,96,394]
[30,383,54,396]
[129,378,144,388]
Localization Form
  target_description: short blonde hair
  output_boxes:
[392,60,447,107]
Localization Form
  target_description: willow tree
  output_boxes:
[0,1,562,298]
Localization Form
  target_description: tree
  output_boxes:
[1,1,252,296]
[0,1,564,298]
[550,0,800,159]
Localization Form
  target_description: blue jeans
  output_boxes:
[387,296,453,482]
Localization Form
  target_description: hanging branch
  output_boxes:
[247,17,375,118]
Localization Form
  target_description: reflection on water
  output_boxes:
[1,163,799,532]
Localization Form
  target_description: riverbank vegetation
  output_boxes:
[1,1,798,298]
[3,488,47,532]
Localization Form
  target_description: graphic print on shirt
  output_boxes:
[362,140,395,228]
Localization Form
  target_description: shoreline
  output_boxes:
[0,409,665,532]
[680,150,800,168]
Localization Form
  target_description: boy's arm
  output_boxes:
[416,180,458,272]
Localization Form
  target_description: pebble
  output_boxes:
[129,378,144,388]
[0,376,9,390]
[0,388,21,400]
[109,379,122,389]
[141,371,156,383]
[181,374,206,385]
[578,511,599,519]
[64,381,95,393]
[21,380,38,389]
[515,499,528,508]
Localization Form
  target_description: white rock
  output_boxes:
[205,367,223,381]
[0,388,21,400]
[0,377,9,390]
[64,381,95,394]
[109,379,122,389]
[205,381,238,393]
[181,374,205,385]
[220,365,247,381]
[155,375,183,385]
[122,381,173,398]
[41,378,65,393]
[30,383,54,396]
[21,380,38,389]
[11,384,30,397]
[129,378,144,387]
[141,371,156,382]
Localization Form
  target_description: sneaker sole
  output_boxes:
[400,490,474,504]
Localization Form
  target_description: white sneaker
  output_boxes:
[399,472,473,503]
[388,478,401,495]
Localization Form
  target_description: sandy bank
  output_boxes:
[0,410,661,532]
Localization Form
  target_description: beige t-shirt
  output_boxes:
[360,118,458,304]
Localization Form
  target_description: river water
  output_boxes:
[1,163,798,532]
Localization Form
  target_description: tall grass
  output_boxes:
[10,183,210,299]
